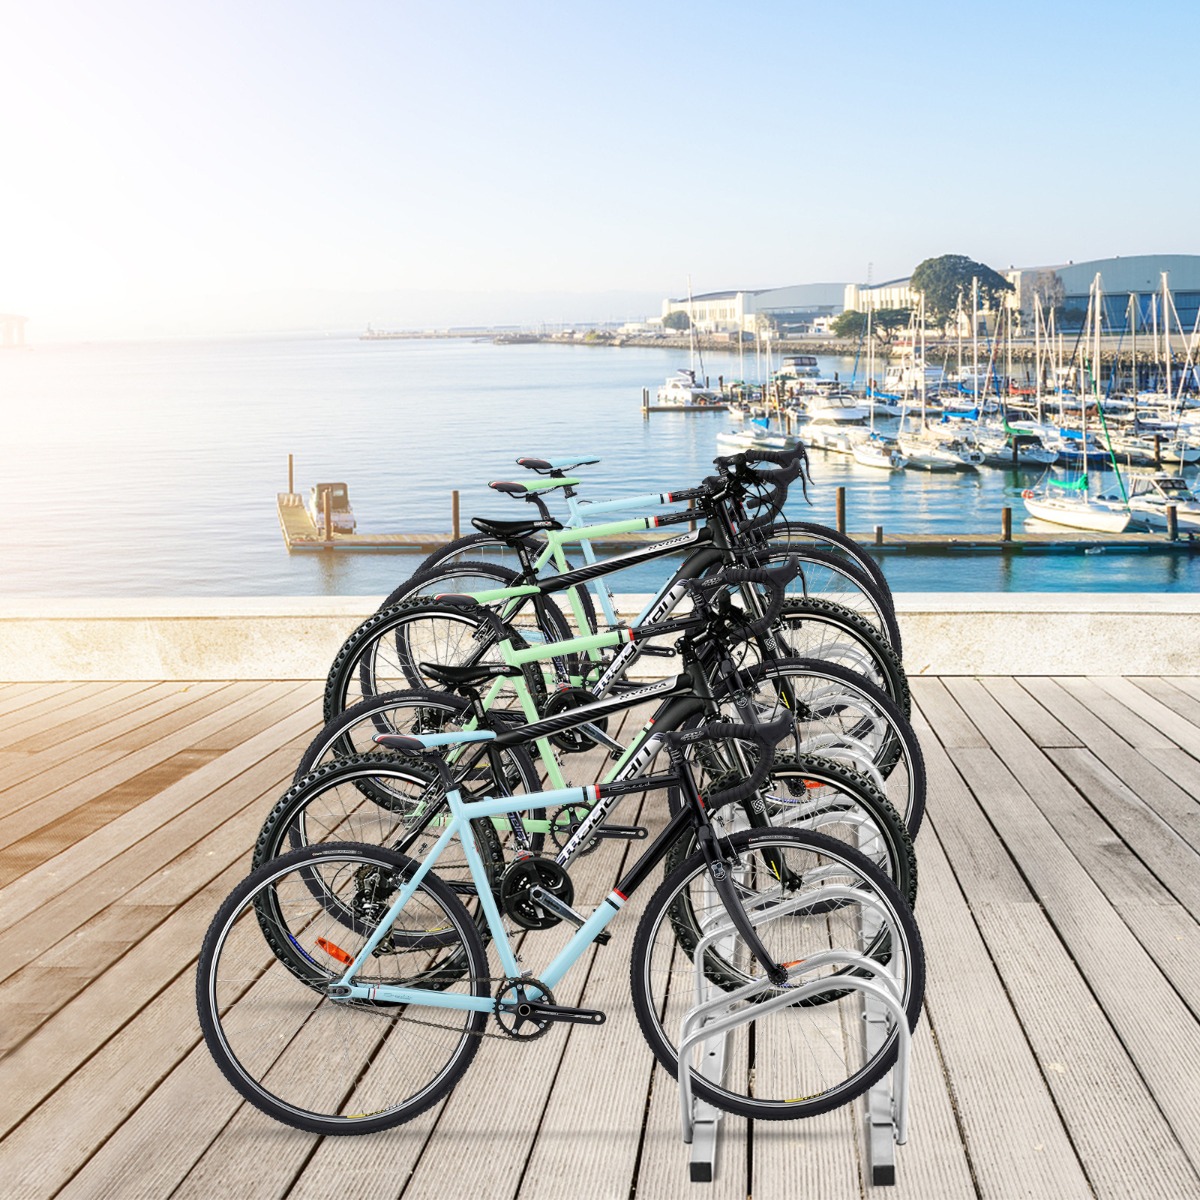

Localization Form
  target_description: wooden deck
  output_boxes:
[3,675,1200,1198]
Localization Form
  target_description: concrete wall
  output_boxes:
[0,594,1195,681]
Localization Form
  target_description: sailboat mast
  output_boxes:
[971,277,979,405]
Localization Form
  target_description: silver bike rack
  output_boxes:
[677,883,912,1185]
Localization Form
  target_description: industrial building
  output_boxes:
[660,283,846,335]
[843,254,1200,332]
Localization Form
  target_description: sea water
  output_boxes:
[0,333,1195,596]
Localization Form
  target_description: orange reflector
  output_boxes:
[802,780,824,790]
[316,937,352,965]
[781,959,806,969]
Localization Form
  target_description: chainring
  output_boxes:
[494,976,557,1040]
[549,803,600,855]
[542,687,609,753]
[498,855,574,929]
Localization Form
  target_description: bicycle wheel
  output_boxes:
[197,842,489,1135]
[295,688,542,812]
[706,657,924,835]
[666,754,917,910]
[630,828,924,1121]
[768,519,894,615]
[727,545,901,653]
[391,544,599,638]
[253,755,508,919]
[765,598,910,718]
[323,598,548,722]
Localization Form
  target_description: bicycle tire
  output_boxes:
[729,544,901,654]
[705,657,924,835]
[294,688,543,838]
[664,754,917,909]
[403,533,600,635]
[766,598,910,718]
[630,827,924,1121]
[768,519,894,614]
[197,841,489,1135]
[323,598,550,723]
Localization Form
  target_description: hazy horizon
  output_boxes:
[3,0,1197,342]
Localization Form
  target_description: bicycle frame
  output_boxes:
[329,747,717,1011]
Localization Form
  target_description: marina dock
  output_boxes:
[279,493,1196,556]
[3,664,1200,1197]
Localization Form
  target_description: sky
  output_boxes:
[1,0,1197,340]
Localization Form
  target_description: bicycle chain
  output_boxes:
[335,973,550,1042]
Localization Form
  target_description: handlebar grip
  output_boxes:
[684,557,797,639]
[683,713,794,809]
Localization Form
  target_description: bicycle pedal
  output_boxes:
[594,825,648,840]
[525,1001,606,1027]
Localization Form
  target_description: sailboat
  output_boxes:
[851,308,907,470]
[1022,274,1131,533]
[896,296,984,471]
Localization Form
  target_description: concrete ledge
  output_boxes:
[0,594,1195,680]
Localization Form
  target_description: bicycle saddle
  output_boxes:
[418,660,524,688]
[471,516,558,538]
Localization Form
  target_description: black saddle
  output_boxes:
[471,516,558,539]
[419,660,524,688]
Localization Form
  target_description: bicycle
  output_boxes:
[196,717,924,1135]
[253,563,919,917]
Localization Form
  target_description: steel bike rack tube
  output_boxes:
[675,884,913,1184]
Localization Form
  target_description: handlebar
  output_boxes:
[682,556,797,641]
[663,713,794,808]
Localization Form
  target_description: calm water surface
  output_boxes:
[0,334,1195,596]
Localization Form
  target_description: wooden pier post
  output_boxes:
[451,490,461,540]
[642,387,649,420]
[288,453,294,494]
[323,488,332,544]
[1167,504,1178,541]
[836,486,846,535]
[1002,507,1012,542]
[874,524,883,546]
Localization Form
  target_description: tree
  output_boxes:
[910,254,1013,330]
[831,310,867,339]
[831,307,911,344]
[662,310,690,331]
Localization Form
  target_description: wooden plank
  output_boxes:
[0,681,131,749]
[0,728,313,1054]
[0,682,318,935]
[952,745,1200,1168]
[909,677,988,748]
[0,681,262,821]
[1048,747,1200,917]
[978,676,1082,748]
[1014,677,1200,852]
[1,681,161,754]
[976,898,1200,1198]
[913,821,1090,1198]
[1128,677,1200,728]
[0,748,224,887]
[1053,676,1177,752]
[1092,675,1200,761]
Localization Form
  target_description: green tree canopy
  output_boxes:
[662,310,691,331]
[910,254,1013,328]
[831,307,911,344]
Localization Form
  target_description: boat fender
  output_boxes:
[1021,490,1034,499]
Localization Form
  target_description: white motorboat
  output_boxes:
[897,427,984,471]
[802,390,871,424]
[1097,473,1200,532]
[307,482,356,534]
[657,368,722,406]
[716,425,801,453]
